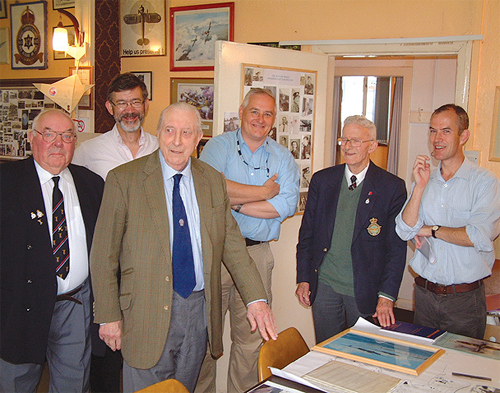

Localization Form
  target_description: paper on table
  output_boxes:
[270,367,328,392]
[352,317,437,345]
[303,360,401,393]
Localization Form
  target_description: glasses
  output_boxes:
[337,137,374,147]
[34,129,76,143]
[110,100,144,110]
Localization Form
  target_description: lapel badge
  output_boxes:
[31,212,36,219]
[367,217,382,236]
[37,210,44,218]
[365,198,370,204]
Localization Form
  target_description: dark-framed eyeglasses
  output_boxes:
[237,139,270,178]
[110,99,144,110]
[337,137,374,147]
[33,129,76,143]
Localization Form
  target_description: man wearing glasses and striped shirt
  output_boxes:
[197,88,299,393]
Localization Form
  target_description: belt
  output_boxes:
[415,276,483,295]
[245,238,266,247]
[56,284,84,305]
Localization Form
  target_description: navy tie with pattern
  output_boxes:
[172,174,196,298]
[349,175,357,191]
[52,176,70,279]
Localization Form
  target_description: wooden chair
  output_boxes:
[134,379,189,393]
[258,327,309,382]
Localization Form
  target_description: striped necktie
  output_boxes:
[52,176,70,279]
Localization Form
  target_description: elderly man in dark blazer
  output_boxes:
[91,103,277,393]
[296,115,407,343]
[0,109,104,392]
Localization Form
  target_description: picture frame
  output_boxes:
[53,0,75,10]
[120,0,166,57]
[53,25,75,60]
[313,329,445,376]
[169,2,234,71]
[489,86,500,162]
[10,1,47,70]
[131,71,152,101]
[69,66,93,110]
[0,0,7,19]
[171,78,214,137]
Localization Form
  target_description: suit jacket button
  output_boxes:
[165,276,170,281]
[323,248,327,252]
[164,305,169,310]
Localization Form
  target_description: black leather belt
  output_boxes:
[56,284,83,305]
[245,238,265,247]
[415,276,483,295]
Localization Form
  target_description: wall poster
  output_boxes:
[0,79,61,159]
[242,64,316,213]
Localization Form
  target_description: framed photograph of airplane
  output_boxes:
[171,78,214,136]
[169,2,234,71]
[120,0,166,57]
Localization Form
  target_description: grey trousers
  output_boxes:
[123,290,207,393]
[0,279,92,393]
[414,283,487,339]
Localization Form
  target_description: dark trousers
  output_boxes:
[90,347,122,393]
[312,281,370,344]
[414,283,487,339]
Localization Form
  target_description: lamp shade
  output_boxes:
[53,24,69,52]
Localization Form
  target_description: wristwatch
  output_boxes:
[431,225,441,238]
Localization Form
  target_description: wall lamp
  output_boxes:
[52,9,86,60]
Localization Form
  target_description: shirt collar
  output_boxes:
[236,128,270,153]
[434,157,471,182]
[158,150,193,181]
[33,160,74,186]
[345,162,370,185]
[112,124,146,147]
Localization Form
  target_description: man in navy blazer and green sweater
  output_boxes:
[296,115,407,343]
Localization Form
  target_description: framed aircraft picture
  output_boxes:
[120,0,166,57]
[170,2,234,71]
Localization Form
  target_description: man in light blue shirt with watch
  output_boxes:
[198,88,299,393]
[396,104,500,339]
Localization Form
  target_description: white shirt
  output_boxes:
[345,162,369,187]
[159,152,204,291]
[72,125,159,180]
[34,161,88,294]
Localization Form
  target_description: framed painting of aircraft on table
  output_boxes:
[169,2,234,71]
[120,0,165,57]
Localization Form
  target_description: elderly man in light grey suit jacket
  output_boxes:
[90,103,277,393]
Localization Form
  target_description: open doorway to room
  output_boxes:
[332,56,458,182]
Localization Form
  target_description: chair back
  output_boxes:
[134,378,189,393]
[258,326,309,382]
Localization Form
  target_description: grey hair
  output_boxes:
[31,109,76,135]
[240,88,276,112]
[156,102,203,135]
[343,115,377,140]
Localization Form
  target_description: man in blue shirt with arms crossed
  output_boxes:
[396,104,500,339]
[198,88,299,393]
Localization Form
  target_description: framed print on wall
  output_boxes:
[131,71,152,100]
[120,0,165,57]
[69,66,93,110]
[170,2,234,71]
[171,78,214,136]
[0,28,9,63]
[0,0,7,19]
[53,0,75,10]
[10,1,47,70]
